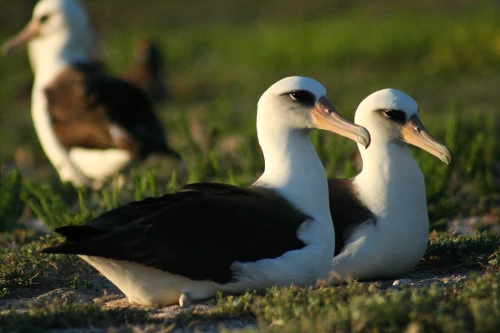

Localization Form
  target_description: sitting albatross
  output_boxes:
[42,76,370,306]
[2,0,179,188]
[327,89,452,283]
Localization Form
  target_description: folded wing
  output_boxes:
[43,183,309,284]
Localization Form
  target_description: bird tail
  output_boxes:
[41,225,100,254]
[123,40,168,103]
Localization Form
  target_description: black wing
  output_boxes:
[43,183,308,284]
[45,62,178,158]
[328,178,375,255]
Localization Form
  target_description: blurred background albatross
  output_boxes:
[0,0,498,232]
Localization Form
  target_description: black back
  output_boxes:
[45,62,178,158]
[43,183,308,284]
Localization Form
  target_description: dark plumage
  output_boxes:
[43,183,308,284]
[122,40,168,103]
[44,62,179,159]
[328,178,376,255]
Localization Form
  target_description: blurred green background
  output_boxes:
[0,0,498,228]
[0,2,499,330]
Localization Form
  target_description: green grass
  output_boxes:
[0,0,499,331]
[420,231,500,272]
[213,273,500,333]
[0,235,91,298]
[0,302,153,332]
[1,231,498,332]
[0,168,24,231]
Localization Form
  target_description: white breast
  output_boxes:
[69,148,132,181]
[330,144,429,282]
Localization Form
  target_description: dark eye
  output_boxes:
[383,109,406,124]
[287,90,315,106]
[40,14,50,23]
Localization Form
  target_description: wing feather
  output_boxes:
[43,183,308,284]
[328,178,376,255]
[45,62,172,157]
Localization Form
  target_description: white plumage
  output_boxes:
[329,89,451,282]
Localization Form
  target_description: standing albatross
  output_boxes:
[2,0,179,188]
[42,76,370,306]
[327,89,451,283]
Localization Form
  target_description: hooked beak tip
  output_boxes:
[403,114,452,166]
[441,149,452,166]
[359,127,371,149]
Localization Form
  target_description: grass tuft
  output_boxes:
[20,181,94,232]
[0,236,89,298]
[0,167,24,231]
[422,231,500,270]
[207,271,500,333]
[0,301,153,332]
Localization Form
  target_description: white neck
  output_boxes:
[28,37,92,185]
[254,120,335,266]
[28,33,92,87]
[254,120,331,226]
[354,141,427,218]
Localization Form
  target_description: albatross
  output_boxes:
[327,89,452,283]
[2,0,179,188]
[42,76,370,306]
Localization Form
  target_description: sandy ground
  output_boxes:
[1,213,496,332]
[0,266,483,333]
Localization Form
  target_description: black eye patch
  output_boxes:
[381,109,406,124]
[282,90,316,107]
[40,14,51,23]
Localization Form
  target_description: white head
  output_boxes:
[257,76,371,147]
[2,0,94,73]
[255,77,370,259]
[355,88,451,164]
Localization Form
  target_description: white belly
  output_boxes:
[69,148,132,181]
[80,255,218,306]
[329,217,429,283]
